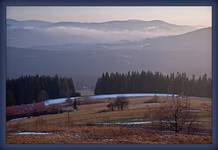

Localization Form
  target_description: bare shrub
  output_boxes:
[107,96,129,111]
[115,96,129,110]
[153,96,200,133]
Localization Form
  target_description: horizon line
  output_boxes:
[7,18,207,27]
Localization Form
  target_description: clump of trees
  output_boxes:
[107,96,129,111]
[153,96,200,133]
[95,71,211,98]
[7,75,77,106]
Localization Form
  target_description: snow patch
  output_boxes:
[9,117,28,122]
[97,121,152,125]
[44,97,79,106]
[16,132,51,135]
[88,93,177,100]
[43,93,177,105]
[44,98,66,106]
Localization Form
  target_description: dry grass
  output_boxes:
[6,96,212,144]
[7,97,159,130]
[7,126,211,144]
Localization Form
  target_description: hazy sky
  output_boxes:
[7,6,211,27]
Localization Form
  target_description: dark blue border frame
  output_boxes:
[0,0,217,150]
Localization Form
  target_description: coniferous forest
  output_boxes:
[95,71,211,98]
[7,71,211,106]
[6,75,76,106]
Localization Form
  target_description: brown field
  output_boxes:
[7,126,211,144]
[6,96,212,144]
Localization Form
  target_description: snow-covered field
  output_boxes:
[88,93,177,100]
[44,97,79,106]
[43,93,177,106]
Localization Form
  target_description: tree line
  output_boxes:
[7,71,211,106]
[95,71,211,98]
[7,75,78,106]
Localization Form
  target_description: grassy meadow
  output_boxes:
[6,96,211,144]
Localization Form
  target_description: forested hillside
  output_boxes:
[95,71,211,98]
[6,75,76,106]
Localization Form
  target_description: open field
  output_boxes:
[6,96,212,144]
[7,126,211,144]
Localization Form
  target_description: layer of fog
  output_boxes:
[7,25,198,48]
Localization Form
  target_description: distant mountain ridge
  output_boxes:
[7,19,199,48]
[29,27,211,52]
[7,19,196,31]
[7,19,51,28]
[43,19,191,31]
